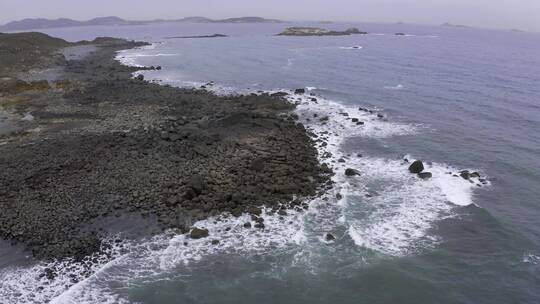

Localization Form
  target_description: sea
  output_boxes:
[1,21,539,304]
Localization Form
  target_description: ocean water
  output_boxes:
[1,22,540,303]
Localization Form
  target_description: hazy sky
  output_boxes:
[1,0,540,31]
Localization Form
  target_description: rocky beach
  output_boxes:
[0,32,331,261]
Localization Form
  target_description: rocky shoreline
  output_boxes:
[0,32,332,260]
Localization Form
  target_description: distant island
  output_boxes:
[441,22,471,28]
[278,27,367,36]
[0,16,283,31]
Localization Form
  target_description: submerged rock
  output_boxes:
[418,172,433,180]
[325,233,336,241]
[408,160,424,173]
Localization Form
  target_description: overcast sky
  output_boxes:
[1,0,539,31]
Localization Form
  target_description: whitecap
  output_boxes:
[339,46,363,50]
[384,84,404,90]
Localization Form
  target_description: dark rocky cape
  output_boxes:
[0,32,331,260]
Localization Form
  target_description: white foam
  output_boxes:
[523,253,540,265]
[21,113,34,121]
[284,91,489,256]
[384,84,404,90]
[1,207,310,304]
[115,43,177,68]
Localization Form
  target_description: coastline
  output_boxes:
[0,33,332,261]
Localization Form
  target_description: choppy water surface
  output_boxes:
[1,22,540,304]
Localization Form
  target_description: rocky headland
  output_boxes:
[0,32,332,260]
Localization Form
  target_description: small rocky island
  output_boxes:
[278,27,367,36]
[166,34,228,39]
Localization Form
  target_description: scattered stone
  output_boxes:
[244,222,252,228]
[325,233,336,241]
[294,88,305,94]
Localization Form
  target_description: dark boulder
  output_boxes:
[320,163,333,174]
[325,233,336,241]
[294,88,305,94]
[408,160,424,173]
[135,74,144,81]
[249,158,265,172]
[271,91,288,97]
[190,227,209,239]
[345,168,359,176]
[189,175,205,194]
[247,206,262,216]
[460,170,470,180]
[418,172,433,180]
